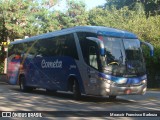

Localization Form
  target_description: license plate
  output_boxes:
[124,89,132,94]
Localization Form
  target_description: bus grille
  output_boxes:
[115,83,142,87]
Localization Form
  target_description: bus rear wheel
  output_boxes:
[19,76,33,92]
[73,80,81,100]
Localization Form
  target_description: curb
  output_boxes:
[147,89,160,91]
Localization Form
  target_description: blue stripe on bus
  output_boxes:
[97,31,137,39]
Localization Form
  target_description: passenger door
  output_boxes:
[85,40,101,95]
[76,32,102,95]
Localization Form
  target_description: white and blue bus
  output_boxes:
[7,26,154,99]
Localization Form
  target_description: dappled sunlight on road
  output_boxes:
[0,84,160,113]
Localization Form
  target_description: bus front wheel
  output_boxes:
[73,80,81,100]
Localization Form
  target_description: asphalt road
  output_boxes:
[0,82,160,120]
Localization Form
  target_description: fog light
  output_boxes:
[105,83,110,88]
[106,88,110,92]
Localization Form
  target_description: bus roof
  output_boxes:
[10,26,138,45]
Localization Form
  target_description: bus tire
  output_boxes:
[19,76,33,92]
[109,95,116,100]
[73,80,81,100]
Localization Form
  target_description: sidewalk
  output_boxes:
[148,88,160,91]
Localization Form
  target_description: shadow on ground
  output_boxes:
[10,86,136,104]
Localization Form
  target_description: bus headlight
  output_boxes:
[98,77,114,84]
[141,80,147,84]
[105,79,116,86]
[105,82,111,88]
[105,79,112,84]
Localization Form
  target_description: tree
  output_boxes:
[104,0,160,16]
[57,0,89,29]
[0,0,34,41]
[0,0,60,73]
[0,0,61,42]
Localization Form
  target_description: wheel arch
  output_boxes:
[67,75,80,92]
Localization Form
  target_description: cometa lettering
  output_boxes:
[41,59,62,68]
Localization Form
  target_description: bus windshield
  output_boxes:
[101,37,146,77]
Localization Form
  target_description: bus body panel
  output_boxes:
[7,26,152,97]
[74,32,101,95]
[23,56,85,91]
[75,61,101,95]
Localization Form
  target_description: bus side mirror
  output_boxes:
[141,41,154,57]
[86,37,105,56]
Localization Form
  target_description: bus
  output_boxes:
[7,26,154,100]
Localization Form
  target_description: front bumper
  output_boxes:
[100,81,147,96]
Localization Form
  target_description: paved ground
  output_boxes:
[0,82,160,120]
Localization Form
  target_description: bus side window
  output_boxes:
[63,34,79,60]
[77,32,97,64]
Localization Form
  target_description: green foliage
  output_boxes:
[0,0,56,73]
[57,0,89,28]
[0,62,4,73]
[105,0,160,16]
